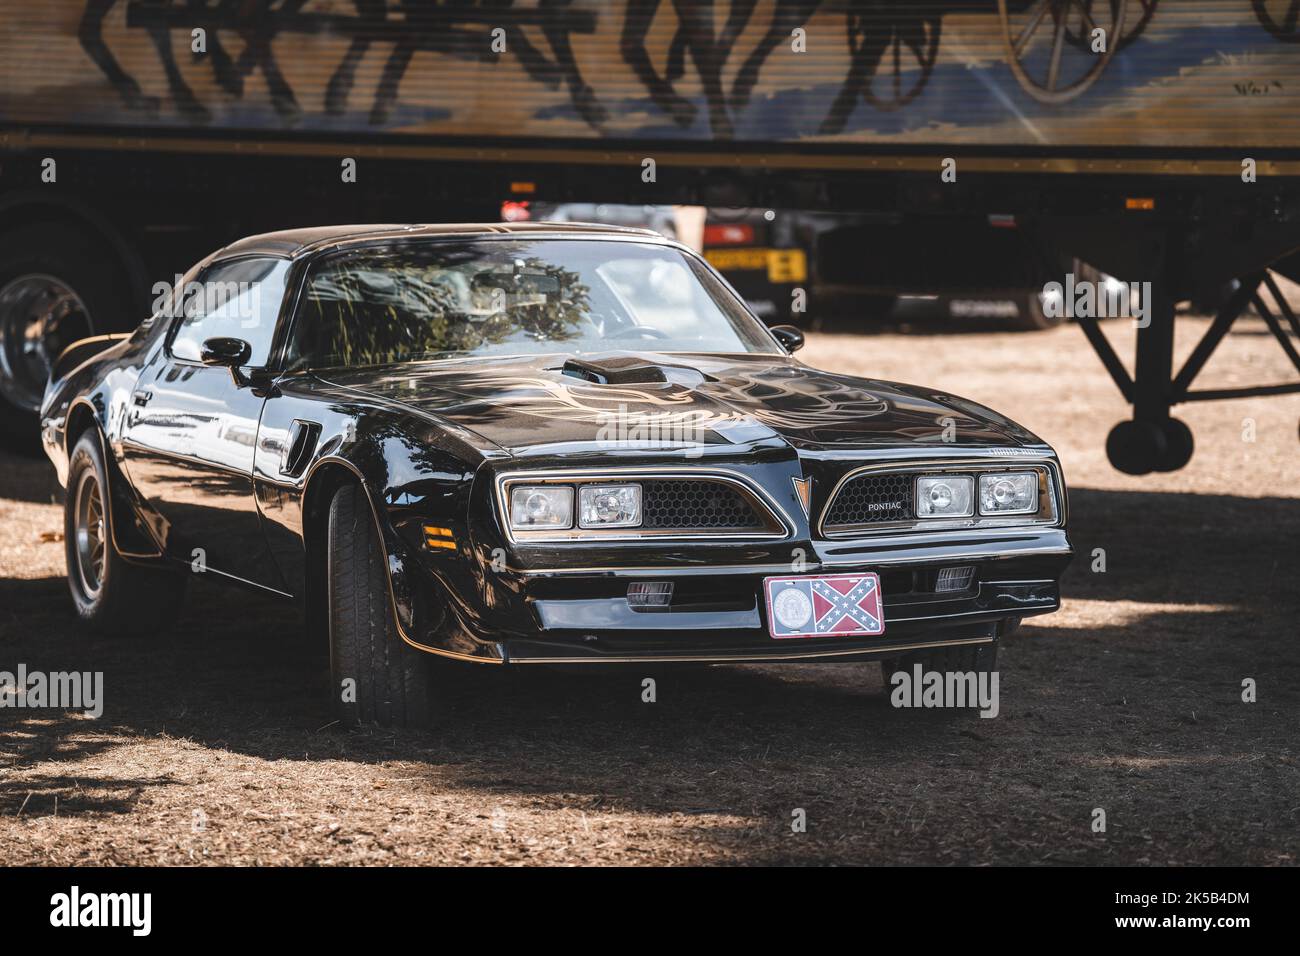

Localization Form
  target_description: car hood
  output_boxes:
[316,351,1043,456]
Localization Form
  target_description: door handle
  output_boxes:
[132,389,153,407]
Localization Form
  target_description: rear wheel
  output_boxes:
[327,483,432,727]
[64,431,186,634]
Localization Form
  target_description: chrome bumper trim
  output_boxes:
[504,635,995,665]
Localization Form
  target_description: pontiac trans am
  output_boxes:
[41,223,1071,726]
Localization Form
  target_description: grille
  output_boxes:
[823,473,913,529]
[641,479,767,531]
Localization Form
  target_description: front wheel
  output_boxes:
[64,431,186,634]
[326,483,432,727]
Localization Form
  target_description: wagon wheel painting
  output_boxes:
[997,0,1128,104]
[819,7,943,133]
[1065,0,1157,51]
[1253,0,1300,42]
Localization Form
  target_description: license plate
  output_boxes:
[764,248,807,283]
[705,247,769,271]
[704,247,808,284]
[763,573,885,639]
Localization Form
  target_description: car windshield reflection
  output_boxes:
[287,239,776,370]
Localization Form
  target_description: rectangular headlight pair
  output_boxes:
[509,483,642,531]
[916,473,1038,518]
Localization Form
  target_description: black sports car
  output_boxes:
[41,223,1071,726]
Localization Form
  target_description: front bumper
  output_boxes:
[420,525,1071,664]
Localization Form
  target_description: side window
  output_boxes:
[134,261,206,345]
[169,257,289,366]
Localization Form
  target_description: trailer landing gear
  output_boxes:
[1105,418,1194,475]
[1079,271,1300,475]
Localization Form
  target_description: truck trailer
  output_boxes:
[1,0,1298,473]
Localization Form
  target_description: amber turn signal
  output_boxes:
[423,525,456,550]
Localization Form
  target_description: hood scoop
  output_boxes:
[558,355,709,387]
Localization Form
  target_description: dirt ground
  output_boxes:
[1,311,1298,866]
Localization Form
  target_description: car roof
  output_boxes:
[212,222,666,261]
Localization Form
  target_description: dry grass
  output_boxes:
[1,313,1298,865]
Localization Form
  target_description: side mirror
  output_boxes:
[200,337,252,385]
[769,325,805,353]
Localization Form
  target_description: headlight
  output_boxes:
[979,472,1038,515]
[916,476,973,518]
[579,483,642,528]
[509,485,573,529]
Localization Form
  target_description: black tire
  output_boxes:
[64,431,186,635]
[881,641,998,688]
[327,483,431,727]
[0,223,133,444]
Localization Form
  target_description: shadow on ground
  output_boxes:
[2,470,1297,863]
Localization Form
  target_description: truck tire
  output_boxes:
[0,223,131,444]
[1010,290,1062,331]
[65,431,187,635]
[327,483,432,727]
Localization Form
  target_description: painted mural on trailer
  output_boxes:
[0,1,1298,147]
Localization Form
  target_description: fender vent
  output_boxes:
[281,420,321,478]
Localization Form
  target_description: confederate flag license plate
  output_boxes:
[763,573,885,639]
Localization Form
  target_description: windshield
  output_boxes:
[286,239,776,370]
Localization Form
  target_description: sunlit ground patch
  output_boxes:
[1024,598,1235,630]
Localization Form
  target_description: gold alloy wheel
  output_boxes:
[73,468,107,600]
